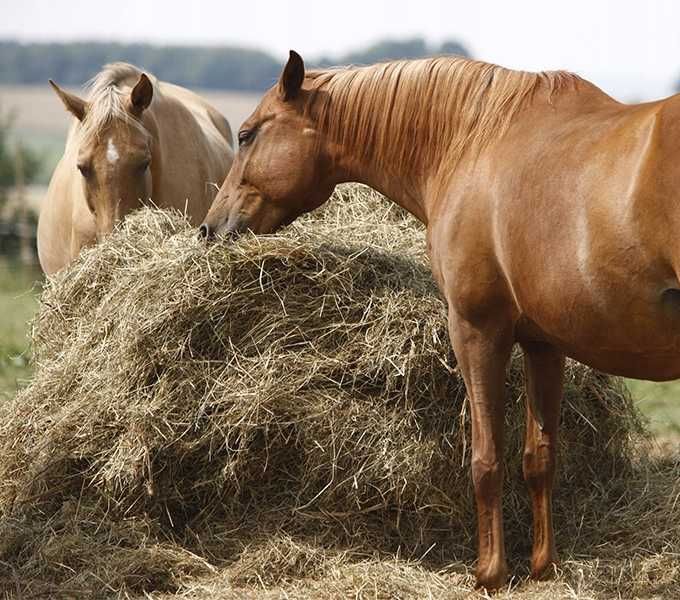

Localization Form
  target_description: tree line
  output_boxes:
[0,112,40,199]
[0,37,470,92]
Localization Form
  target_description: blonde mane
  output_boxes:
[307,57,580,178]
[78,62,156,142]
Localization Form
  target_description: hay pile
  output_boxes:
[0,185,678,599]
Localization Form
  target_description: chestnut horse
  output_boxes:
[39,63,234,275]
[200,51,680,589]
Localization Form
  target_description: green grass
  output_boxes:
[0,258,42,395]
[626,379,680,437]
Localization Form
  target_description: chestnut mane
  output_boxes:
[306,57,580,176]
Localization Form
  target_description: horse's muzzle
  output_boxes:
[198,223,215,241]
[198,219,247,242]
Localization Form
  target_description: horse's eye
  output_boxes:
[139,159,151,172]
[238,129,255,147]
[77,163,92,178]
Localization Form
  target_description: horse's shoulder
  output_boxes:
[39,157,79,274]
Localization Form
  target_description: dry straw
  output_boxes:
[0,185,677,599]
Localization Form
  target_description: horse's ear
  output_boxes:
[49,80,87,121]
[278,50,305,101]
[130,73,153,114]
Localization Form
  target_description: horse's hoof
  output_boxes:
[530,552,559,580]
[475,560,509,592]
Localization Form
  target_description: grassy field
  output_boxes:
[627,378,680,437]
[0,258,41,394]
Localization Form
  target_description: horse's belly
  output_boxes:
[516,283,680,381]
[565,345,680,380]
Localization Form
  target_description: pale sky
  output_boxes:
[2,0,680,101]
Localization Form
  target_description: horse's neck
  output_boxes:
[315,73,442,225]
[331,153,429,224]
[143,97,191,208]
[313,61,588,226]
[143,90,230,221]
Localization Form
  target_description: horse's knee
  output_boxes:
[523,443,555,491]
[472,456,503,497]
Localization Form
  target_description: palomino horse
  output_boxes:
[39,63,234,275]
[200,51,680,589]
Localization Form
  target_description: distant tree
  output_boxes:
[316,37,471,67]
[341,37,429,64]
[0,110,41,201]
[0,39,472,91]
[438,40,470,57]
[0,41,282,92]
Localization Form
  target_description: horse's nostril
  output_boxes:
[198,223,212,240]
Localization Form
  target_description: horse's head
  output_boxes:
[199,51,334,239]
[50,74,154,239]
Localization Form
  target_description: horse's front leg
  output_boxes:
[521,341,564,579]
[448,309,514,591]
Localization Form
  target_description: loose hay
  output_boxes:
[0,185,678,599]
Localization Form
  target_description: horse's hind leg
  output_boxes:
[448,310,514,591]
[521,341,564,580]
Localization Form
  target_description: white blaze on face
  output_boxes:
[106,138,119,164]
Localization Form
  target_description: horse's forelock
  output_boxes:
[78,63,153,144]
